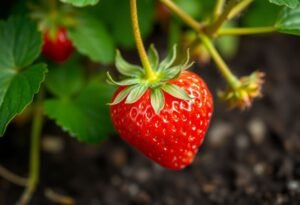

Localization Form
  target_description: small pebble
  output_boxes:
[42,135,64,154]
[287,180,300,192]
[254,163,266,176]
[236,134,249,150]
[133,191,151,204]
[110,147,127,168]
[135,168,150,182]
[208,121,233,147]
[128,183,139,197]
[111,175,122,187]
[247,118,266,144]
[202,183,216,193]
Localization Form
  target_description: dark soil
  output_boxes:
[1,34,300,205]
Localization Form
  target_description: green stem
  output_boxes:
[206,0,240,36]
[213,0,225,21]
[218,27,276,36]
[130,0,156,80]
[228,0,253,20]
[199,34,240,89]
[160,0,203,32]
[17,91,44,205]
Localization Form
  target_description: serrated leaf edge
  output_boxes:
[0,64,48,136]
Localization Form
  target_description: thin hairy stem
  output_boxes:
[130,0,156,80]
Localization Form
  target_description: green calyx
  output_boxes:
[108,45,193,114]
[218,71,265,110]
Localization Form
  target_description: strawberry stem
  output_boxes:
[160,0,203,32]
[199,34,240,89]
[218,27,276,36]
[212,0,225,21]
[227,0,253,20]
[206,0,240,36]
[17,89,44,205]
[130,0,156,81]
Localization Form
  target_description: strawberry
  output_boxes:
[108,46,213,170]
[42,27,74,63]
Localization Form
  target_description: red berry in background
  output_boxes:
[42,27,74,63]
[110,70,213,170]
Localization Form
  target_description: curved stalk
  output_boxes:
[199,34,240,89]
[160,0,203,32]
[0,165,27,186]
[17,90,44,205]
[130,0,156,80]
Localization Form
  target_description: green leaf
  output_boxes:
[151,88,165,114]
[0,64,47,135]
[93,0,154,48]
[45,58,85,98]
[162,84,191,101]
[44,82,115,143]
[269,0,299,8]
[68,15,114,64]
[125,85,148,104]
[0,15,46,136]
[60,0,99,7]
[148,45,159,71]
[276,6,300,35]
[174,0,202,19]
[115,51,144,77]
[0,16,42,70]
[242,0,281,27]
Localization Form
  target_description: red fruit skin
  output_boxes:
[42,27,74,63]
[110,71,213,170]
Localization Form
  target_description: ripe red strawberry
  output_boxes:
[109,46,213,170]
[42,27,74,63]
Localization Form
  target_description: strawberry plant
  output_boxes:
[0,0,300,204]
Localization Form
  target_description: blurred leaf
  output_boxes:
[93,0,155,48]
[60,0,99,7]
[174,0,202,19]
[276,6,300,35]
[269,0,299,8]
[216,22,239,59]
[44,81,116,143]
[68,15,115,64]
[242,0,281,26]
[45,58,85,98]
[0,15,46,136]
[0,16,42,69]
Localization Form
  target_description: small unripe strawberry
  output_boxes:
[42,27,74,63]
